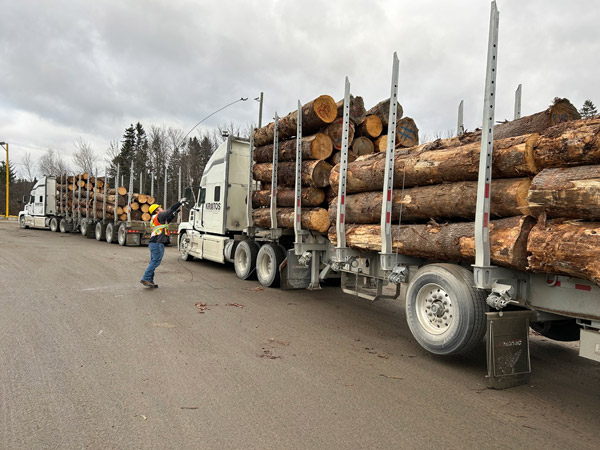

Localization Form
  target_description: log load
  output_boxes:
[330,134,539,194]
[328,215,535,270]
[137,193,148,204]
[328,178,532,224]
[325,117,355,150]
[147,196,156,204]
[94,193,126,206]
[141,203,150,213]
[527,218,600,285]
[336,95,366,125]
[366,98,404,128]
[253,160,333,188]
[253,133,333,163]
[253,95,338,147]
[142,212,151,221]
[351,136,375,156]
[395,117,419,148]
[355,115,383,139]
[329,151,357,166]
[252,187,325,208]
[107,187,128,196]
[373,135,387,152]
[253,207,330,232]
[528,165,600,220]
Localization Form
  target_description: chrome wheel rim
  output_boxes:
[415,283,454,335]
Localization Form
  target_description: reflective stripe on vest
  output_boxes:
[150,213,169,237]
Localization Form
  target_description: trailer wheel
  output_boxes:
[179,232,193,261]
[530,319,580,342]
[405,264,487,355]
[234,240,259,280]
[19,216,28,229]
[105,222,117,243]
[59,218,69,233]
[256,243,285,288]
[80,220,89,237]
[95,222,106,241]
[117,223,127,246]
[49,217,59,232]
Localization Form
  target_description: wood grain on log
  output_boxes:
[527,218,600,285]
[325,117,355,150]
[351,137,375,156]
[528,165,600,220]
[253,133,332,163]
[253,207,330,232]
[395,117,419,148]
[329,215,535,270]
[336,95,366,125]
[355,115,383,139]
[253,160,332,188]
[252,187,325,207]
[253,95,338,146]
[329,150,357,166]
[328,178,531,224]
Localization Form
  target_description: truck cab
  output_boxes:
[19,176,57,229]
[179,136,250,263]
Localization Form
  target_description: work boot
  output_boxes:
[140,280,155,288]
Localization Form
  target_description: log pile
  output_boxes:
[55,174,157,223]
[252,94,420,233]
[328,98,600,286]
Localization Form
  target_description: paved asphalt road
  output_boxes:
[1,220,599,449]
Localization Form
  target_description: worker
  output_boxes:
[140,198,187,288]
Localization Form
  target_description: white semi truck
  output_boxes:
[178,4,599,388]
[19,162,180,246]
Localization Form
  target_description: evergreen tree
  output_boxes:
[579,100,598,119]
[110,124,137,187]
[0,160,17,184]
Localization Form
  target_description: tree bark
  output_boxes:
[252,187,325,207]
[328,178,532,224]
[253,160,333,188]
[253,95,338,147]
[330,134,539,194]
[336,95,366,125]
[527,218,600,285]
[94,193,126,206]
[329,215,535,270]
[395,117,419,148]
[107,187,128,196]
[351,136,375,156]
[533,118,600,169]
[366,98,404,128]
[325,118,355,150]
[528,165,600,220]
[252,207,330,232]
[253,133,333,163]
[328,150,357,166]
[355,115,383,138]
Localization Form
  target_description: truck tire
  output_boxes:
[179,232,193,261]
[530,319,580,342]
[80,220,91,238]
[234,240,259,280]
[95,222,106,241]
[117,223,127,246]
[19,216,28,229]
[50,217,59,232]
[256,243,285,288]
[59,218,70,233]
[105,222,117,243]
[405,263,487,355]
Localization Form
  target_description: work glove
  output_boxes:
[180,197,189,205]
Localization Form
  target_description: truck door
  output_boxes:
[33,186,45,216]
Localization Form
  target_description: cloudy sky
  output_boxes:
[1,0,598,178]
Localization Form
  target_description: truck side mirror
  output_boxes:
[22,196,27,203]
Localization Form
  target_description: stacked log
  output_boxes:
[55,174,157,223]
[328,105,600,284]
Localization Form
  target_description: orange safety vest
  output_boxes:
[150,213,169,237]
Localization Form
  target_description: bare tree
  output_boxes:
[72,137,98,174]
[21,151,36,181]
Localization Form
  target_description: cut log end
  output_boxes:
[312,95,338,124]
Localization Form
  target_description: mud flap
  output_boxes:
[280,249,310,290]
[486,311,535,389]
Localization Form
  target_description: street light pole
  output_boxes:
[0,141,8,218]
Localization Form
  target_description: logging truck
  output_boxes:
[178,4,599,386]
[18,163,180,246]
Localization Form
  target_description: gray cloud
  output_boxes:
[1,0,598,176]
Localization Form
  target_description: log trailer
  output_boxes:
[18,162,180,246]
[178,2,599,388]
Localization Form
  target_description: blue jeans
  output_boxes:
[142,242,165,282]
